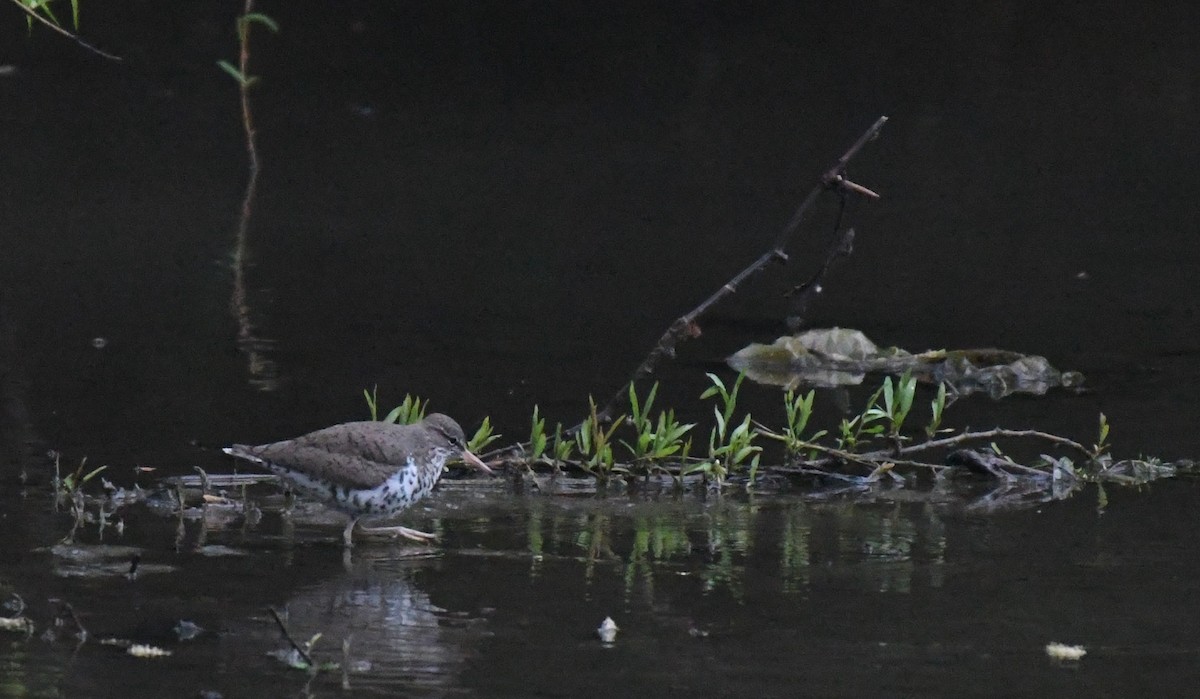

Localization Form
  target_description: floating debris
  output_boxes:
[0,616,33,633]
[729,328,1084,398]
[195,545,250,557]
[127,643,172,658]
[267,648,340,672]
[47,544,177,579]
[597,616,619,643]
[1045,642,1087,661]
[174,620,203,641]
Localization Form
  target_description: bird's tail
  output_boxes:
[222,446,265,466]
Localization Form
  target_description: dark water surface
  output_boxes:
[2,1,1199,696]
[4,479,1200,697]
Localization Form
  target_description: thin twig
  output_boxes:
[771,116,888,252]
[7,0,122,61]
[268,606,315,669]
[591,116,889,424]
[756,428,880,470]
[785,215,856,330]
[887,428,1091,460]
[760,422,1091,474]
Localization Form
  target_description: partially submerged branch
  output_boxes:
[593,116,889,423]
[268,606,315,670]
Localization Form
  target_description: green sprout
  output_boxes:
[782,388,828,458]
[687,373,761,486]
[19,0,80,32]
[216,12,279,87]
[529,405,548,461]
[551,423,576,466]
[1092,412,1111,459]
[925,381,948,440]
[700,372,745,433]
[836,383,887,451]
[621,382,694,464]
[382,394,427,425]
[577,398,624,478]
[863,371,916,452]
[468,417,501,453]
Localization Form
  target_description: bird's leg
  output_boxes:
[343,517,360,549]
[356,524,439,543]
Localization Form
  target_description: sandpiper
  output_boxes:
[223,413,492,547]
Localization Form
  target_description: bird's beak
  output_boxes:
[461,449,493,475]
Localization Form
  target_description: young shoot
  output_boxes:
[622,382,694,463]
[862,371,916,451]
[364,387,428,424]
[551,423,575,465]
[1092,413,1111,459]
[467,417,501,454]
[577,398,624,477]
[529,406,548,461]
[837,383,886,451]
[925,381,948,440]
[689,374,761,486]
[382,394,428,425]
[701,372,746,432]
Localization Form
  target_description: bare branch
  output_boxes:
[890,428,1091,460]
[591,116,889,424]
[268,606,315,670]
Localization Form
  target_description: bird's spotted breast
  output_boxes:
[318,454,447,516]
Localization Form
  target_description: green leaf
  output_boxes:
[733,446,758,464]
[81,464,108,484]
[243,12,280,33]
[32,0,61,26]
[216,59,247,85]
[898,371,916,414]
[363,387,378,420]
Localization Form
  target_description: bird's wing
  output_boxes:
[230,422,419,491]
[248,444,400,490]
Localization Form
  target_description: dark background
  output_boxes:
[2,1,1197,476]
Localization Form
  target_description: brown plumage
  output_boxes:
[224,413,491,547]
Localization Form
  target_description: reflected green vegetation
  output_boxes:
[512,496,951,600]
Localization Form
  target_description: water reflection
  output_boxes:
[498,493,952,601]
[6,480,1196,696]
[227,550,481,695]
[0,293,39,481]
[225,19,280,394]
[228,185,281,392]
